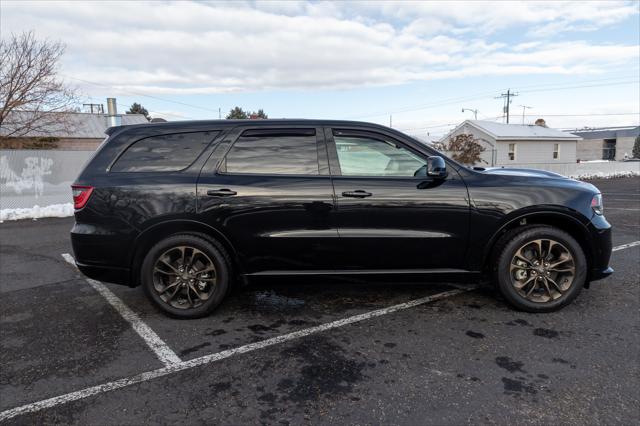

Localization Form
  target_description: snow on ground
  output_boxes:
[569,170,640,180]
[0,203,74,222]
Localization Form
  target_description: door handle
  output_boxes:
[206,189,237,197]
[342,190,372,198]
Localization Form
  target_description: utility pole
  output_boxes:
[519,105,532,125]
[389,114,392,128]
[218,107,221,119]
[496,89,518,123]
[461,108,478,120]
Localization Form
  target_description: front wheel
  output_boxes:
[495,226,586,313]
[141,234,230,318]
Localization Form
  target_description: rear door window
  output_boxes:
[219,129,319,175]
[112,131,219,172]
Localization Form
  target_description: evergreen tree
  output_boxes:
[127,102,150,121]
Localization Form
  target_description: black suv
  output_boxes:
[71,120,612,317]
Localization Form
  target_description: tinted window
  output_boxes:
[112,131,218,172]
[334,135,426,176]
[220,129,318,175]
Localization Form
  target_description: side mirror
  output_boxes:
[427,156,447,179]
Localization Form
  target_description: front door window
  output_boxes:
[334,135,426,177]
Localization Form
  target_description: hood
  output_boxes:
[479,167,568,179]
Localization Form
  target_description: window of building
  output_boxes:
[220,129,319,175]
[112,131,219,172]
[508,143,516,161]
[603,139,616,160]
[334,135,426,176]
[553,143,560,159]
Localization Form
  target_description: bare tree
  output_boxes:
[0,31,78,139]
[446,133,486,165]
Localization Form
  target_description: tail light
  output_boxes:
[72,185,94,210]
[591,193,603,215]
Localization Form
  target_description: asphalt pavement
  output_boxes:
[0,177,638,425]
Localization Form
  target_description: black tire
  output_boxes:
[494,225,586,313]
[141,234,230,318]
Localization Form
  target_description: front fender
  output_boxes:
[475,207,593,272]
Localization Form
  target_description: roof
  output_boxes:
[105,118,402,136]
[0,111,149,138]
[441,120,581,142]
[570,126,639,140]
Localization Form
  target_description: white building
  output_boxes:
[439,120,581,166]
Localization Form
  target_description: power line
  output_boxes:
[520,80,638,94]
[64,74,220,114]
[82,87,197,120]
[348,77,639,119]
[396,112,638,132]
[521,112,639,117]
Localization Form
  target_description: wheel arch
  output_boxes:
[482,209,595,280]
[128,219,240,287]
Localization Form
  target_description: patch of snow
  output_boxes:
[569,170,640,180]
[0,203,74,222]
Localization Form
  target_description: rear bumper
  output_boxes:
[71,222,133,286]
[76,262,131,286]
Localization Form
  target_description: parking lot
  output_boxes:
[1,177,638,425]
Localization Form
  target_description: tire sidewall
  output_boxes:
[497,227,586,313]
[141,234,229,318]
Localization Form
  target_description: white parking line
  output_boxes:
[7,239,637,421]
[61,253,181,367]
[612,241,640,251]
[0,282,473,421]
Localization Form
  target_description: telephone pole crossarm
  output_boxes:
[495,89,518,123]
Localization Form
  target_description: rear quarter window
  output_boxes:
[111,131,219,172]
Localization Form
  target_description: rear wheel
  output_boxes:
[141,234,230,318]
[495,226,586,313]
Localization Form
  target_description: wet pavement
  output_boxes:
[0,177,638,425]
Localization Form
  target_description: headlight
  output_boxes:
[591,193,603,215]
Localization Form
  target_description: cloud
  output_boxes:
[1,1,637,95]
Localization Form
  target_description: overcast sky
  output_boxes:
[2,0,639,138]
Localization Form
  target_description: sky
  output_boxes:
[1,0,639,140]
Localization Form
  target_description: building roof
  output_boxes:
[441,120,581,142]
[570,126,639,140]
[0,111,149,139]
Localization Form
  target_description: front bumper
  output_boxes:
[586,214,613,283]
[590,266,614,282]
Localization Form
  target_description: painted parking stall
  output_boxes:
[0,177,639,424]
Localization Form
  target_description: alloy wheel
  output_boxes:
[510,239,576,303]
[152,245,217,309]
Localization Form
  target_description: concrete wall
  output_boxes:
[0,150,94,209]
